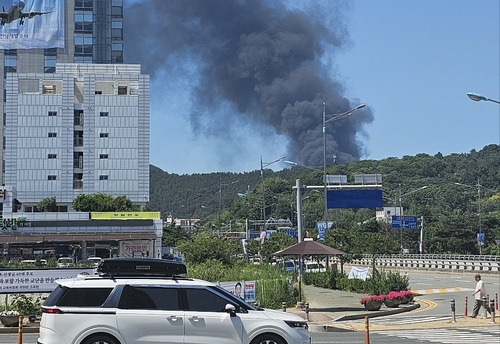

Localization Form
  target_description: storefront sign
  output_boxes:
[1,216,27,231]
[91,212,161,220]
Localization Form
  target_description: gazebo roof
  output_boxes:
[274,239,346,256]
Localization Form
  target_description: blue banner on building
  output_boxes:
[0,0,64,49]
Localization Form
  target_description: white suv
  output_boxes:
[37,258,310,344]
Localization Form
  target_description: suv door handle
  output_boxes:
[168,315,181,321]
[188,316,201,322]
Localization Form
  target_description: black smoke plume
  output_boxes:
[124,0,373,168]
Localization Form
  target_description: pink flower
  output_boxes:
[360,294,386,304]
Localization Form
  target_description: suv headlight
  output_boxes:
[285,320,308,329]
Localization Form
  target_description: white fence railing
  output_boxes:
[351,255,500,273]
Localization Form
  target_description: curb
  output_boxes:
[0,326,39,334]
[305,303,420,333]
[334,302,420,321]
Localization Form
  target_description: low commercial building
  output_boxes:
[0,211,162,261]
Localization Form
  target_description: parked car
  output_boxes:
[38,258,310,344]
[303,262,326,273]
[87,256,102,266]
[56,257,73,268]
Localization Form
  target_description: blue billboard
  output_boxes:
[0,0,64,49]
[327,189,383,209]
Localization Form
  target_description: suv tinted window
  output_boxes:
[58,287,113,307]
[118,285,180,310]
[185,288,228,312]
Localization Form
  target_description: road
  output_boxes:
[2,271,499,344]
[5,327,500,344]
[407,271,499,317]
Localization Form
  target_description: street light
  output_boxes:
[284,160,321,172]
[467,92,500,145]
[218,178,238,235]
[397,185,428,255]
[453,180,490,255]
[260,155,286,220]
[323,103,366,227]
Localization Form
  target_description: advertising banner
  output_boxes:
[347,266,369,281]
[119,240,153,258]
[0,0,64,49]
[0,268,95,293]
[316,221,334,240]
[220,281,256,303]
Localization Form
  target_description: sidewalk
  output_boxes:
[286,284,500,332]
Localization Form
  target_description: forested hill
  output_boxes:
[149,144,500,220]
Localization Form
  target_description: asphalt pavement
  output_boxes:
[1,283,498,335]
[287,284,500,333]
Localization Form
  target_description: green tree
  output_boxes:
[37,196,58,212]
[177,234,236,266]
[260,231,295,262]
[162,224,191,247]
[72,193,137,212]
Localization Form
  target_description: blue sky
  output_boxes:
[131,1,499,175]
[336,0,500,162]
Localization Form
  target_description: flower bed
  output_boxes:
[360,290,415,310]
[359,294,386,311]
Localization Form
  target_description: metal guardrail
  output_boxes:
[361,254,500,262]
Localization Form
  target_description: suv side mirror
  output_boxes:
[224,303,237,317]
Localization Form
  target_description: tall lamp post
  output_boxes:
[260,155,286,220]
[218,178,238,235]
[454,180,488,255]
[323,103,366,227]
[467,92,500,145]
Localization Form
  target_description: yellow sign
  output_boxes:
[91,212,161,220]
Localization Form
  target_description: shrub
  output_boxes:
[8,294,42,316]
[187,261,301,308]
[303,270,338,289]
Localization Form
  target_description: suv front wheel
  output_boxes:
[251,333,286,344]
[81,334,120,344]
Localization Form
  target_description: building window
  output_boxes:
[99,133,109,138]
[48,175,57,180]
[44,50,56,73]
[42,85,56,94]
[99,154,108,159]
[4,51,16,73]
[99,111,109,117]
[99,175,108,180]
[75,0,93,9]
[48,154,57,159]
[48,132,57,137]
[48,111,57,116]
[118,85,127,95]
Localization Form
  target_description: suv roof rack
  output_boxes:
[97,258,187,277]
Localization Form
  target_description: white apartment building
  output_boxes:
[3,63,149,212]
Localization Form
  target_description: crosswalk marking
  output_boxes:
[370,315,455,325]
[377,327,500,344]
[413,287,473,295]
